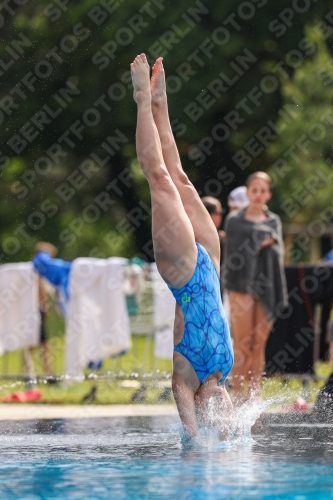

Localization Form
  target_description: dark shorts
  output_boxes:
[40,310,47,344]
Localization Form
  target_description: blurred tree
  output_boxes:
[0,0,330,262]
[267,24,333,227]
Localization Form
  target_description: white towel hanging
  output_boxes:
[0,262,40,354]
[65,257,131,378]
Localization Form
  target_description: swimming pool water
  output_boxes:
[0,415,333,499]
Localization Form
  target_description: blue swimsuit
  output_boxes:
[169,243,234,385]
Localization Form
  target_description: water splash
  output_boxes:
[180,394,278,449]
[231,395,274,444]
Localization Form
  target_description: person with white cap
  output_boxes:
[227,186,249,212]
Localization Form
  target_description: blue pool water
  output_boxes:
[0,414,333,499]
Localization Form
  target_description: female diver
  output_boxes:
[130,53,234,438]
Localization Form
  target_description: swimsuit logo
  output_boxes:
[181,292,191,303]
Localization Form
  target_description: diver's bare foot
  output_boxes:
[151,57,167,108]
[130,53,151,104]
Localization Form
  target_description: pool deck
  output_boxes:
[0,403,314,421]
[0,404,179,420]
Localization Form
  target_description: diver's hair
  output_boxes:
[201,196,222,214]
[246,171,272,189]
[34,241,58,257]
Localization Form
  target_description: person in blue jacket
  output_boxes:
[32,242,72,316]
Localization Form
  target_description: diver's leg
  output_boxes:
[248,301,273,398]
[150,58,220,270]
[131,54,197,288]
[132,54,199,433]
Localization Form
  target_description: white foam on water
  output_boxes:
[180,393,279,449]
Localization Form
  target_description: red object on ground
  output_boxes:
[0,389,42,402]
[293,397,308,411]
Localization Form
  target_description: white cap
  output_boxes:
[228,186,249,209]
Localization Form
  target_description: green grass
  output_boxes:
[0,301,331,405]
[0,361,330,405]
[261,370,328,405]
[0,380,171,405]
[0,335,173,378]
[0,329,174,404]
[0,294,176,404]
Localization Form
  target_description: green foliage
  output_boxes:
[0,1,330,262]
[268,24,333,224]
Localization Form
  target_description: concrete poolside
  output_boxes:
[0,403,314,421]
[0,404,179,420]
